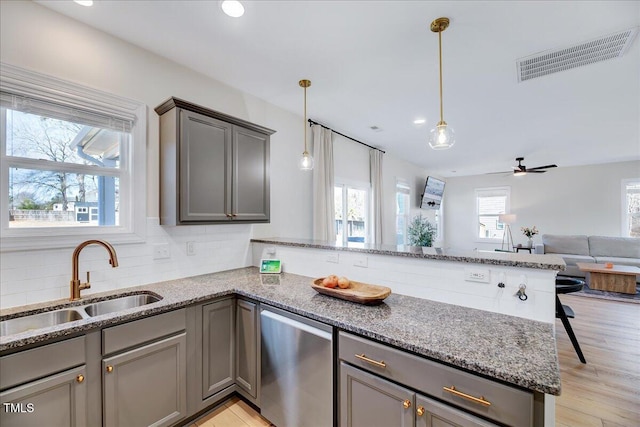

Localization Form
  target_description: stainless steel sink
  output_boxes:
[0,309,84,336]
[83,294,162,317]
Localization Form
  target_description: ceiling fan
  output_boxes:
[490,157,558,176]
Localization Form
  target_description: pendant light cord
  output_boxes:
[303,85,308,152]
[438,29,444,123]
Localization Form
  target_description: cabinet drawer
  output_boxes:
[0,336,85,390]
[102,309,186,355]
[339,332,533,427]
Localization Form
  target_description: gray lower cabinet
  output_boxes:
[101,309,187,427]
[156,97,274,225]
[340,363,497,427]
[200,298,235,400]
[339,331,536,427]
[0,336,87,427]
[340,361,414,427]
[235,299,259,401]
[0,365,87,427]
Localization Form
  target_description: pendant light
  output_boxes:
[299,79,314,171]
[429,17,455,150]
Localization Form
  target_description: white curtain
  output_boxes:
[370,149,384,244]
[312,125,335,242]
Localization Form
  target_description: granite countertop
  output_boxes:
[0,267,561,395]
[251,237,566,271]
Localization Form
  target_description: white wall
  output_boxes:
[444,160,640,251]
[0,1,311,308]
[0,1,433,308]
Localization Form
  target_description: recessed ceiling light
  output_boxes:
[413,118,426,125]
[221,0,245,18]
[74,0,93,6]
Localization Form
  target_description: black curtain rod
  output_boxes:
[308,119,385,154]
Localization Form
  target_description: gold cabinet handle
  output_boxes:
[443,386,491,407]
[402,399,411,409]
[226,213,233,218]
[416,406,425,416]
[76,374,85,383]
[106,365,114,373]
[354,353,386,368]
[231,213,237,217]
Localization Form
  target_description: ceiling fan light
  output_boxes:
[514,170,527,177]
[300,151,314,171]
[428,122,455,150]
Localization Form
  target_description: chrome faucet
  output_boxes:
[70,239,119,301]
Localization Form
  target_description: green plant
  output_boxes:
[407,214,436,247]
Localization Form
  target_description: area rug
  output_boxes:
[570,281,640,304]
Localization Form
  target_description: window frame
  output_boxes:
[474,186,511,243]
[334,179,371,245]
[0,63,146,251]
[621,178,640,238]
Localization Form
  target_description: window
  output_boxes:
[622,179,640,237]
[395,180,410,245]
[475,187,510,241]
[0,63,146,250]
[335,182,369,245]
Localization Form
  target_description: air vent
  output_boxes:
[516,27,638,82]
[369,125,383,132]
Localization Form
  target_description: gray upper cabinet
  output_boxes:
[156,97,274,225]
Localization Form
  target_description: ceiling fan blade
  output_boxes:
[485,171,512,175]
[527,164,557,171]
[527,170,546,173]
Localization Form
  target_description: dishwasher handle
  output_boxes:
[261,309,332,341]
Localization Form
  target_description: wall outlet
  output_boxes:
[186,241,196,256]
[326,253,339,264]
[153,243,171,260]
[465,268,490,283]
[265,246,277,256]
[353,256,368,268]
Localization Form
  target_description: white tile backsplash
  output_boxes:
[0,218,253,309]
[252,243,557,323]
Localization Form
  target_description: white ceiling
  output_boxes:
[39,1,640,177]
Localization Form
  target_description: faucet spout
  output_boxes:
[70,239,119,301]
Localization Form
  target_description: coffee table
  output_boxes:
[576,262,640,294]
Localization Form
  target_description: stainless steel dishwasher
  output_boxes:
[260,306,333,427]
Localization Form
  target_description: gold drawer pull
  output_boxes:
[76,374,85,383]
[416,406,425,416]
[354,353,386,368]
[402,399,411,409]
[106,365,114,373]
[443,386,491,407]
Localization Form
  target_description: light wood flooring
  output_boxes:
[192,295,639,427]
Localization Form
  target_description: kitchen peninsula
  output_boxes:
[1,266,559,427]
[251,237,566,324]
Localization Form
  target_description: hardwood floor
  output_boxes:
[192,397,273,427]
[555,295,640,427]
[193,295,640,427]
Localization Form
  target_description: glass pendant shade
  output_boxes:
[428,121,455,150]
[300,150,314,171]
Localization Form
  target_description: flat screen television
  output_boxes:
[420,176,445,209]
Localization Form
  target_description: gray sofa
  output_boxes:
[534,234,640,280]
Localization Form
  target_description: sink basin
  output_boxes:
[83,294,162,317]
[0,310,84,336]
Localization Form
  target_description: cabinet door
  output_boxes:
[235,299,258,399]
[232,126,269,221]
[415,395,498,427]
[103,333,187,427]
[179,109,232,222]
[202,299,235,399]
[0,366,87,427]
[340,362,414,427]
